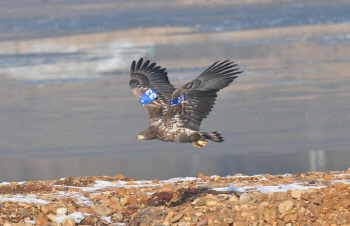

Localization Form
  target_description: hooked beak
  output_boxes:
[136,135,145,140]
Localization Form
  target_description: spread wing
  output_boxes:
[129,58,176,122]
[166,60,242,130]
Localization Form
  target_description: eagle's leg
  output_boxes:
[191,142,202,148]
[198,140,208,146]
[191,138,208,148]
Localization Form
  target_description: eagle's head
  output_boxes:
[136,128,157,140]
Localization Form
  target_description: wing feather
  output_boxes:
[140,60,150,71]
[135,58,143,71]
[129,58,176,122]
[166,60,242,130]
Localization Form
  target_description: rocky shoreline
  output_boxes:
[1,170,350,226]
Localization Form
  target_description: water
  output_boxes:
[1,150,349,182]
[0,0,350,182]
[1,0,350,41]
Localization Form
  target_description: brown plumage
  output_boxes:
[129,58,241,148]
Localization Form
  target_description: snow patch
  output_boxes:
[214,183,325,193]
[0,195,49,204]
[160,177,197,183]
[53,212,92,223]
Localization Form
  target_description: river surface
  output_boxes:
[0,0,350,182]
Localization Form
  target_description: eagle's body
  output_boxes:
[129,58,241,148]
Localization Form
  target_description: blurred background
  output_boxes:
[1,0,350,182]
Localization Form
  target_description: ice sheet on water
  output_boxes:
[1,40,149,81]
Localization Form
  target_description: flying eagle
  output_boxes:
[129,58,241,148]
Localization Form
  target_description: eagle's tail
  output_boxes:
[202,131,224,143]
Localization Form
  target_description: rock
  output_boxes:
[80,216,95,225]
[334,182,349,191]
[135,190,148,199]
[229,195,239,202]
[241,211,250,217]
[152,179,159,183]
[14,223,32,226]
[91,205,112,216]
[163,211,175,225]
[18,208,31,217]
[195,198,206,206]
[197,220,208,226]
[240,193,252,203]
[205,199,218,207]
[284,214,298,223]
[313,197,323,205]
[213,176,221,182]
[206,214,215,224]
[279,200,294,214]
[217,194,230,201]
[3,222,11,226]
[194,212,203,217]
[198,173,205,179]
[343,199,350,209]
[35,219,50,226]
[120,197,128,206]
[37,213,49,221]
[171,213,184,223]
[77,207,93,214]
[312,206,321,218]
[203,176,211,181]
[234,204,241,211]
[223,218,234,224]
[260,201,269,209]
[128,195,138,206]
[62,217,76,226]
[180,208,191,214]
[113,213,123,221]
[191,216,199,223]
[113,174,126,180]
[264,209,276,224]
[291,190,302,199]
[47,214,57,222]
[320,209,329,214]
[67,205,75,214]
[129,207,167,226]
[205,194,214,199]
[41,206,50,214]
[300,194,309,200]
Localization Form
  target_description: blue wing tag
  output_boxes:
[169,94,186,106]
[139,89,158,105]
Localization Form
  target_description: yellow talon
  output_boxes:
[191,140,208,148]
[198,140,208,147]
[191,142,202,148]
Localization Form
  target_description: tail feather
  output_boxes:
[202,131,224,143]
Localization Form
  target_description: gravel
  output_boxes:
[1,170,350,225]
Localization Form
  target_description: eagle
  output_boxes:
[129,58,241,148]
